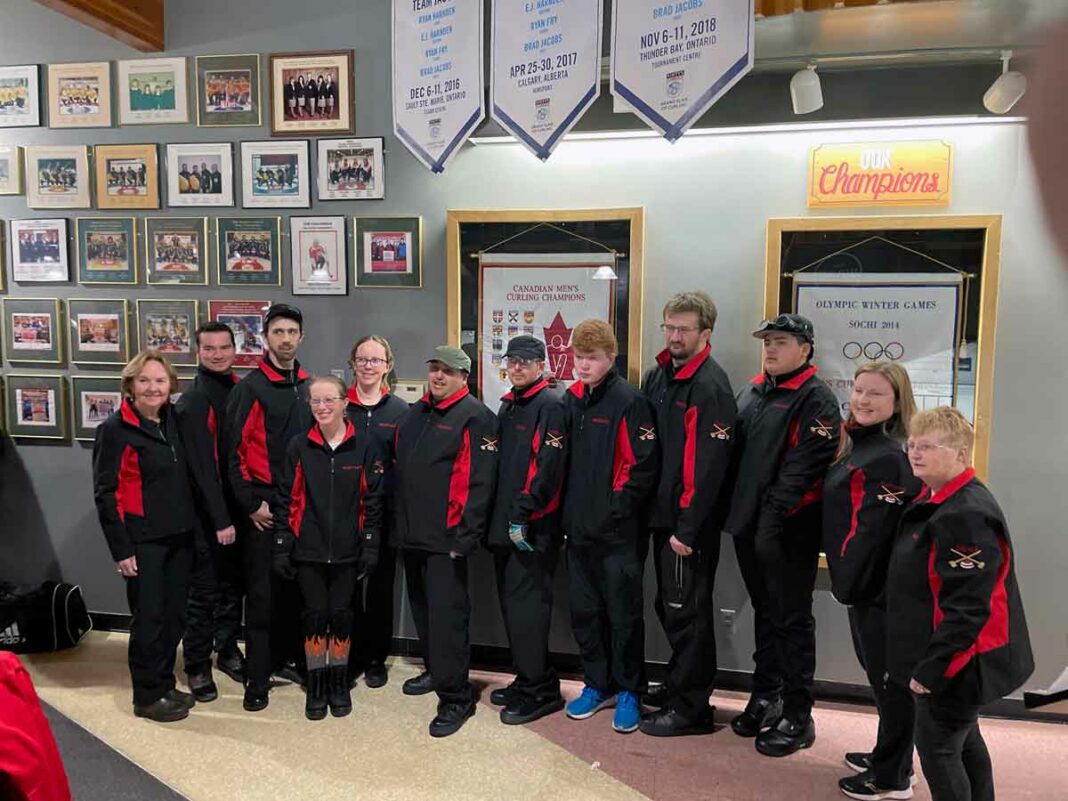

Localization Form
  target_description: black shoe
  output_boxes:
[639,707,716,737]
[500,695,565,725]
[216,650,246,684]
[272,661,305,687]
[429,700,476,737]
[328,665,352,718]
[755,715,816,757]
[845,754,918,787]
[402,670,434,696]
[134,697,189,723]
[839,770,914,800]
[730,695,783,738]
[166,687,196,710]
[186,672,218,703]
[364,661,388,689]
[641,683,672,709]
[305,669,328,721]
[489,681,519,707]
[243,685,269,712]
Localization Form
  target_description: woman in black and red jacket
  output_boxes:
[274,375,385,721]
[823,362,922,800]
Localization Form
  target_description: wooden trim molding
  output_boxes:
[34,0,165,52]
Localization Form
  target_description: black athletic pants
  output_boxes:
[404,550,472,705]
[297,563,357,670]
[915,696,993,801]
[124,536,193,707]
[651,529,720,721]
[241,524,303,692]
[568,541,645,695]
[183,526,243,675]
[353,544,397,668]
[492,545,561,703]
[849,602,916,787]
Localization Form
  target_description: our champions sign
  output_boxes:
[808,140,953,207]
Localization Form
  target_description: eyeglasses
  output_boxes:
[353,357,387,368]
[504,357,537,368]
[309,397,344,407]
[905,441,952,454]
[659,324,700,335]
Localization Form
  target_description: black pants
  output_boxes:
[125,536,193,707]
[849,603,916,786]
[493,545,561,703]
[353,544,397,667]
[297,563,357,669]
[241,524,303,692]
[568,541,645,695]
[651,529,720,721]
[915,696,993,801]
[733,522,821,719]
[183,526,243,675]
[404,550,472,705]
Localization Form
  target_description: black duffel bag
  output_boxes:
[0,581,92,653]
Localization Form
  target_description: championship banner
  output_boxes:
[392,0,485,173]
[809,140,953,207]
[490,0,602,161]
[611,0,754,142]
[795,273,962,414]
[479,253,615,412]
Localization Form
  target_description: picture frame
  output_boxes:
[208,299,269,368]
[0,222,5,293]
[165,142,234,207]
[0,145,24,195]
[136,299,199,367]
[195,54,262,128]
[216,217,282,286]
[317,137,384,201]
[354,216,422,289]
[76,217,138,285]
[3,297,64,365]
[10,218,70,283]
[145,217,209,286]
[4,374,69,440]
[47,61,112,128]
[67,298,130,366]
[393,379,427,405]
[94,143,160,210]
[171,374,194,403]
[0,65,41,128]
[116,56,189,125]
[290,216,347,295]
[24,145,92,209]
[240,140,310,209]
[268,50,354,137]
[71,374,122,441]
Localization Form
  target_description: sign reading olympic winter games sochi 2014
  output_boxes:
[392,0,485,173]
[611,0,754,141]
[490,0,603,161]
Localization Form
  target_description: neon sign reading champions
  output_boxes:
[808,140,952,208]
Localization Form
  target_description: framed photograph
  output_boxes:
[136,299,199,367]
[24,145,91,209]
[0,65,41,128]
[393,379,427,405]
[3,298,64,365]
[0,145,24,195]
[47,61,112,128]
[290,216,347,295]
[94,143,160,210]
[195,54,261,127]
[216,217,282,286]
[166,142,234,207]
[10,218,69,282]
[4,374,68,440]
[71,375,122,440]
[67,298,130,366]
[354,216,422,289]
[171,374,194,403]
[208,300,268,368]
[76,217,138,285]
[241,140,310,209]
[116,57,189,125]
[269,50,354,136]
[145,217,209,286]
[317,137,384,201]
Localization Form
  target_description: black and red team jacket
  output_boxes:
[887,468,1034,703]
[92,399,196,562]
[273,421,386,565]
[642,346,737,548]
[822,423,922,605]
[488,378,568,550]
[392,386,499,556]
[345,385,410,538]
[723,364,841,541]
[562,370,660,547]
[224,357,312,515]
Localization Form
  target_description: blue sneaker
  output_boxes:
[566,686,616,720]
[612,691,641,733]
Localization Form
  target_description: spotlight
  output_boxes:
[983,50,1027,114]
[791,64,824,115]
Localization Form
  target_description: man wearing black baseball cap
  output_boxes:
[723,313,840,756]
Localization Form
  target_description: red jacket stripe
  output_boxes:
[207,405,219,467]
[358,469,368,535]
[944,538,1013,679]
[928,543,944,629]
[116,445,143,521]
[612,418,636,492]
[446,428,471,528]
[679,405,698,509]
[840,468,866,557]
[521,427,542,495]
[288,461,307,537]
[238,400,272,484]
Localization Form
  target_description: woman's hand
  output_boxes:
[116,556,138,578]
[910,678,931,695]
[216,525,237,546]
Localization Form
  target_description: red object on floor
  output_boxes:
[0,651,72,801]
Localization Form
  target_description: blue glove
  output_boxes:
[509,522,535,552]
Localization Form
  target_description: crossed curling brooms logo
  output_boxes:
[949,548,985,570]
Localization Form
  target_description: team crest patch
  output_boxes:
[480,436,499,452]
[638,425,657,441]
[810,418,836,440]
[372,459,385,475]
[546,430,565,449]
[710,423,732,441]
[949,546,984,570]
[876,484,906,505]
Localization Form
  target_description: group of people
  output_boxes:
[16,232,60,264]
[92,293,1033,801]
[36,161,78,192]
[282,72,338,120]
[105,162,148,192]
[177,162,223,195]
[327,156,374,190]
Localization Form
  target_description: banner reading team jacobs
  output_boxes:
[809,140,953,207]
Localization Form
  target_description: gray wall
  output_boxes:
[1,0,1065,696]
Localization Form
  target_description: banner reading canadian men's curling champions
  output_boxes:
[480,253,615,413]
[490,0,603,161]
[392,0,485,173]
[611,0,754,141]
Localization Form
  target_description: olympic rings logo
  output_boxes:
[842,341,904,361]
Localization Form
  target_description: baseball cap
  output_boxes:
[427,345,471,373]
[504,335,545,361]
[752,313,814,344]
[263,303,303,331]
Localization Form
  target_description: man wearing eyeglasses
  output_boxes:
[723,313,841,757]
[639,292,736,737]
